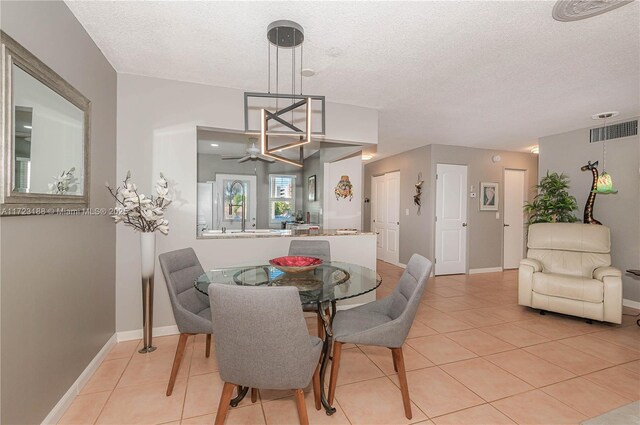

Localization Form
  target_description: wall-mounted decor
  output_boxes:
[308,174,316,201]
[1,31,91,215]
[414,172,424,215]
[335,175,353,201]
[479,182,499,211]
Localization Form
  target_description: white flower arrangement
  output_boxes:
[49,167,77,194]
[106,171,171,234]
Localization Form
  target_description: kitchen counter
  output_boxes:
[199,228,375,239]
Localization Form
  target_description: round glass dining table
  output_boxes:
[194,261,381,305]
[194,261,381,415]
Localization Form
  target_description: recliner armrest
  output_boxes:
[520,258,543,272]
[594,266,622,281]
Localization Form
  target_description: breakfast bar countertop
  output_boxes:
[199,228,375,239]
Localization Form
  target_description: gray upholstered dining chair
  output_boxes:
[208,284,323,425]
[289,240,331,337]
[289,240,331,262]
[327,254,432,419]
[158,248,213,396]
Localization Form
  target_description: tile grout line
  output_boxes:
[91,339,140,425]
[179,334,197,421]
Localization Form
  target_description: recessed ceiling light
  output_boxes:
[531,146,539,154]
[210,143,219,147]
[362,154,374,161]
[301,68,315,77]
[591,111,619,120]
[24,125,32,129]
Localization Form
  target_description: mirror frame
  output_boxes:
[1,31,91,216]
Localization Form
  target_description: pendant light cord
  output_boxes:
[602,116,607,172]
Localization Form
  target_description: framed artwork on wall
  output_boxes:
[308,175,316,201]
[480,182,499,211]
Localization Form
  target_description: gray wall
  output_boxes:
[303,151,323,225]
[539,122,640,302]
[364,146,431,263]
[197,154,303,228]
[364,144,538,269]
[428,145,539,270]
[0,2,117,424]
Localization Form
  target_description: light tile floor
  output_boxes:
[59,261,640,425]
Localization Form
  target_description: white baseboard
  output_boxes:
[396,262,407,269]
[469,267,503,275]
[623,298,640,310]
[116,325,180,342]
[41,334,117,425]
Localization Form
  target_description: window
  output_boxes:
[269,174,296,225]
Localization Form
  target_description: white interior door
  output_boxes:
[503,169,526,269]
[371,172,400,264]
[435,164,468,275]
[384,172,400,264]
[371,175,387,260]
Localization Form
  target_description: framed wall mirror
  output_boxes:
[1,31,90,215]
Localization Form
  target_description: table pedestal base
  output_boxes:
[318,300,337,415]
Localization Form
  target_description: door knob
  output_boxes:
[397,221,400,225]
[462,223,468,227]
[503,224,510,227]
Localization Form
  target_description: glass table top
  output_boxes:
[195,262,382,306]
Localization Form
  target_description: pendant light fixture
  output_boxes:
[244,20,326,168]
[592,112,618,194]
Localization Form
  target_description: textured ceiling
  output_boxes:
[66,1,640,157]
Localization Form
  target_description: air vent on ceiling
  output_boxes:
[590,120,638,143]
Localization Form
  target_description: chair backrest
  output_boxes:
[527,223,611,277]
[388,254,432,324]
[158,248,209,332]
[208,284,318,390]
[288,240,331,262]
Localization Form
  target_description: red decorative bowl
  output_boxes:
[269,256,323,274]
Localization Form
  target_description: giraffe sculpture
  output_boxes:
[580,160,602,225]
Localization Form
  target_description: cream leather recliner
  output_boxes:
[518,223,622,324]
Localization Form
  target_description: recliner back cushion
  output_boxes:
[528,249,610,278]
[527,223,610,253]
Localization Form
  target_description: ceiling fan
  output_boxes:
[221,138,275,163]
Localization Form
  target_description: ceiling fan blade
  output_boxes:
[258,155,276,163]
[237,155,252,163]
[221,155,244,160]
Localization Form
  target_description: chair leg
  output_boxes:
[293,388,309,425]
[206,334,212,358]
[214,382,236,425]
[327,341,343,405]
[391,347,412,420]
[391,348,398,372]
[251,388,258,403]
[166,333,189,396]
[312,364,321,411]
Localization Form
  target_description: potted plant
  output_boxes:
[524,171,578,224]
[106,171,171,353]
